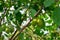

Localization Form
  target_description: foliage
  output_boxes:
[0,0,60,40]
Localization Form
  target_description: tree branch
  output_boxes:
[10,5,42,40]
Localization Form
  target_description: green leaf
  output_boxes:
[16,12,22,24]
[0,24,6,32]
[46,20,52,24]
[0,27,3,32]
[30,9,36,17]
[7,27,14,33]
[25,36,32,40]
[0,1,3,11]
[52,7,60,26]
[17,33,24,40]
[33,25,44,36]
[15,9,22,25]
[44,0,55,7]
